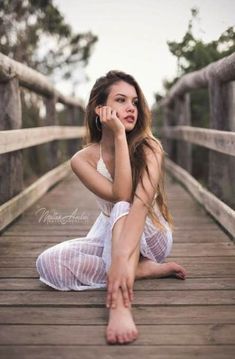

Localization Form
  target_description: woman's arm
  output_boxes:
[113,140,162,259]
[106,140,163,308]
[112,129,132,201]
[70,129,132,202]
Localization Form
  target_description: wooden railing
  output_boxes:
[158,52,235,239]
[0,53,86,232]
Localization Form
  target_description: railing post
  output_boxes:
[0,77,23,204]
[208,77,235,205]
[44,95,59,169]
[175,93,192,173]
[67,106,82,157]
[163,103,176,161]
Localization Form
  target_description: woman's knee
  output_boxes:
[110,200,131,230]
[112,200,131,210]
[36,247,65,289]
[36,248,53,278]
[144,230,172,263]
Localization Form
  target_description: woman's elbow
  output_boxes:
[112,191,132,203]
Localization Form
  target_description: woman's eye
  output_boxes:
[116,98,138,106]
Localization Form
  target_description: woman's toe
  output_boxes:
[117,334,125,344]
[123,334,130,343]
[107,330,116,344]
[132,329,138,340]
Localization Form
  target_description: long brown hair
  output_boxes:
[83,70,172,230]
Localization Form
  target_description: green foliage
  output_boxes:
[0,0,98,82]
[155,7,235,96]
[0,0,95,183]
[153,7,235,190]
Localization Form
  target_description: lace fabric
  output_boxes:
[35,142,173,291]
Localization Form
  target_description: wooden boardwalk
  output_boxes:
[0,172,235,358]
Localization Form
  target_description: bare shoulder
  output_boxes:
[144,136,163,158]
[71,142,100,168]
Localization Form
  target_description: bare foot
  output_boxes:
[136,258,187,280]
[106,290,138,344]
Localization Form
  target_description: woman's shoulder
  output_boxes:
[144,136,163,155]
[71,142,100,167]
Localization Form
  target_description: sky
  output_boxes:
[53,0,235,108]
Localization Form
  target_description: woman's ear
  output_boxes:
[95,105,101,116]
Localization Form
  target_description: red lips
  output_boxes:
[124,115,135,122]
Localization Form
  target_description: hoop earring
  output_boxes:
[95,116,102,132]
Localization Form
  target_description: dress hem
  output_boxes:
[38,276,107,292]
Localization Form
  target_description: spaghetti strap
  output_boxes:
[99,142,103,160]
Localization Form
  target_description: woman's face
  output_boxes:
[105,80,138,131]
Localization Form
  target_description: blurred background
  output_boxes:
[1,0,234,206]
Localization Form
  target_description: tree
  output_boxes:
[0,0,98,86]
[155,7,235,96]
[153,8,235,186]
[0,0,98,182]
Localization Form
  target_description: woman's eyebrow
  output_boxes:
[115,93,138,99]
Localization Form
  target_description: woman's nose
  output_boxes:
[126,102,135,112]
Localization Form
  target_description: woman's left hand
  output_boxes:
[106,256,134,309]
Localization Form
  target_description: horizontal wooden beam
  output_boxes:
[0,161,72,232]
[165,158,235,239]
[159,126,235,156]
[0,53,84,109]
[0,126,86,154]
[160,52,235,106]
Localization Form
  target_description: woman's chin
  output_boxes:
[124,123,135,132]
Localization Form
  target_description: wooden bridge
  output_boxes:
[0,52,235,358]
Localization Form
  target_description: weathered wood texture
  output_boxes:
[0,161,72,232]
[165,158,235,239]
[159,52,235,233]
[0,53,85,230]
[159,126,235,156]
[174,93,192,172]
[0,173,234,358]
[161,52,235,107]
[0,126,86,155]
[0,52,83,108]
[0,77,23,204]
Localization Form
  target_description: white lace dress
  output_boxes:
[36,144,173,291]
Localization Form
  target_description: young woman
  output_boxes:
[36,70,186,345]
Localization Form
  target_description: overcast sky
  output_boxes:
[54,0,235,108]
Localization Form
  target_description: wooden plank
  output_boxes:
[0,242,234,257]
[2,221,221,232]
[0,305,234,325]
[165,158,235,238]
[0,168,234,355]
[1,255,234,266]
[0,324,234,345]
[1,264,235,279]
[1,230,230,242]
[160,126,235,156]
[0,77,23,205]
[0,346,234,359]
[0,277,235,290]
[0,126,85,154]
[170,243,235,256]
[1,265,234,278]
[1,260,235,280]
[0,290,234,306]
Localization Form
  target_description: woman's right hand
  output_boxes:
[95,105,125,135]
